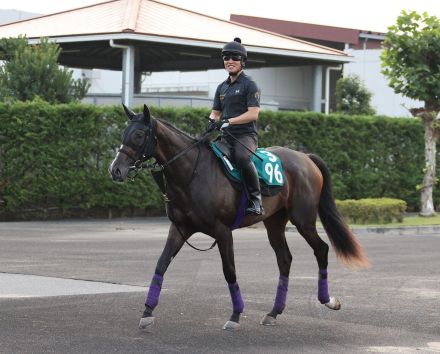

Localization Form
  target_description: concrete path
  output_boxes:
[0,218,439,353]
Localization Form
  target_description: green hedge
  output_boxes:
[0,100,438,220]
[257,111,429,208]
[336,198,407,224]
[0,101,208,220]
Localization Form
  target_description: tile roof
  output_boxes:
[0,0,347,58]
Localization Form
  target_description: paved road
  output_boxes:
[0,218,439,353]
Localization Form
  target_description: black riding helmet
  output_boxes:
[222,37,247,66]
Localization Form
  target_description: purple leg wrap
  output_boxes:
[273,275,289,313]
[228,282,244,313]
[145,273,163,309]
[318,269,330,304]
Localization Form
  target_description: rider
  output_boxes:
[209,37,264,215]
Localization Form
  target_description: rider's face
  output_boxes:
[223,56,242,75]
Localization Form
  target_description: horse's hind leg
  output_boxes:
[294,218,341,311]
[139,223,190,330]
[261,209,292,326]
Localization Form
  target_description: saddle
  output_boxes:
[209,140,285,197]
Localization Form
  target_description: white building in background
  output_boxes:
[1,9,421,116]
[343,48,421,117]
[76,69,121,94]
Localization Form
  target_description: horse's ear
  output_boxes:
[122,103,135,120]
[143,104,151,123]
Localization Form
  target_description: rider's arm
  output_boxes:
[210,84,223,121]
[228,107,259,125]
[210,110,222,121]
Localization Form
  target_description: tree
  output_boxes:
[335,74,376,115]
[381,11,440,216]
[0,36,90,103]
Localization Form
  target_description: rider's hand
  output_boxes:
[206,118,217,132]
[216,119,230,131]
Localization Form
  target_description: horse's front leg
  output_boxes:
[139,223,191,329]
[260,212,291,326]
[216,225,244,331]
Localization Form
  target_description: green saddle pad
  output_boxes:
[209,141,285,186]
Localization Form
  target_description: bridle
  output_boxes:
[118,117,158,175]
[125,117,213,181]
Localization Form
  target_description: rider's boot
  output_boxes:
[241,161,264,215]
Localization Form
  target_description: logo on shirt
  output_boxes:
[235,89,240,94]
[255,90,261,104]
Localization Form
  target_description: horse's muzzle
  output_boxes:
[110,167,124,182]
[109,159,127,182]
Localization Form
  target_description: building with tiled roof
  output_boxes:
[0,0,352,111]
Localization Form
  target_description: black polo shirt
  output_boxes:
[213,72,260,135]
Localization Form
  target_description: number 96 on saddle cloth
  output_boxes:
[209,141,285,187]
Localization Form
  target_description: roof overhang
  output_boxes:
[2,0,353,72]
[27,32,353,72]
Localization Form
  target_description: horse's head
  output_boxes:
[109,104,156,182]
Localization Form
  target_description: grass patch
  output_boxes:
[348,213,440,228]
[312,213,440,228]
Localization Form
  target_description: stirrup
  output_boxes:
[245,200,264,215]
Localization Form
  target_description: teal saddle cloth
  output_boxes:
[209,140,285,197]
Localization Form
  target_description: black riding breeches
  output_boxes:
[223,134,257,169]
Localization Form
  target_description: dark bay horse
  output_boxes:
[109,104,369,330]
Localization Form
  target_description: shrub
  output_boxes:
[0,37,90,103]
[336,198,407,224]
[335,74,376,115]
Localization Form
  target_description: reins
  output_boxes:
[150,144,217,252]
[128,122,218,252]
[128,126,214,179]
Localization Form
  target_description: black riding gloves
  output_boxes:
[215,119,230,131]
[207,119,217,132]
[207,118,230,132]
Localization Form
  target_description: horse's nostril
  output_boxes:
[110,166,123,181]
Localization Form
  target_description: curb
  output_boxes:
[351,225,440,236]
[285,225,440,236]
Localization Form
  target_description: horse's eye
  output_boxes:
[131,130,146,146]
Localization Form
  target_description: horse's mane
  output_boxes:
[157,118,197,142]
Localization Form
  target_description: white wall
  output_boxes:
[142,70,209,94]
[138,66,314,111]
[344,49,422,117]
[246,66,314,110]
[72,68,122,93]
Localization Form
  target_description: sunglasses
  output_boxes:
[222,55,242,62]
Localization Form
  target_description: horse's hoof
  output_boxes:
[223,320,240,331]
[139,316,155,329]
[324,297,341,310]
[260,314,277,326]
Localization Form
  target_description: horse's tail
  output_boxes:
[308,154,370,269]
